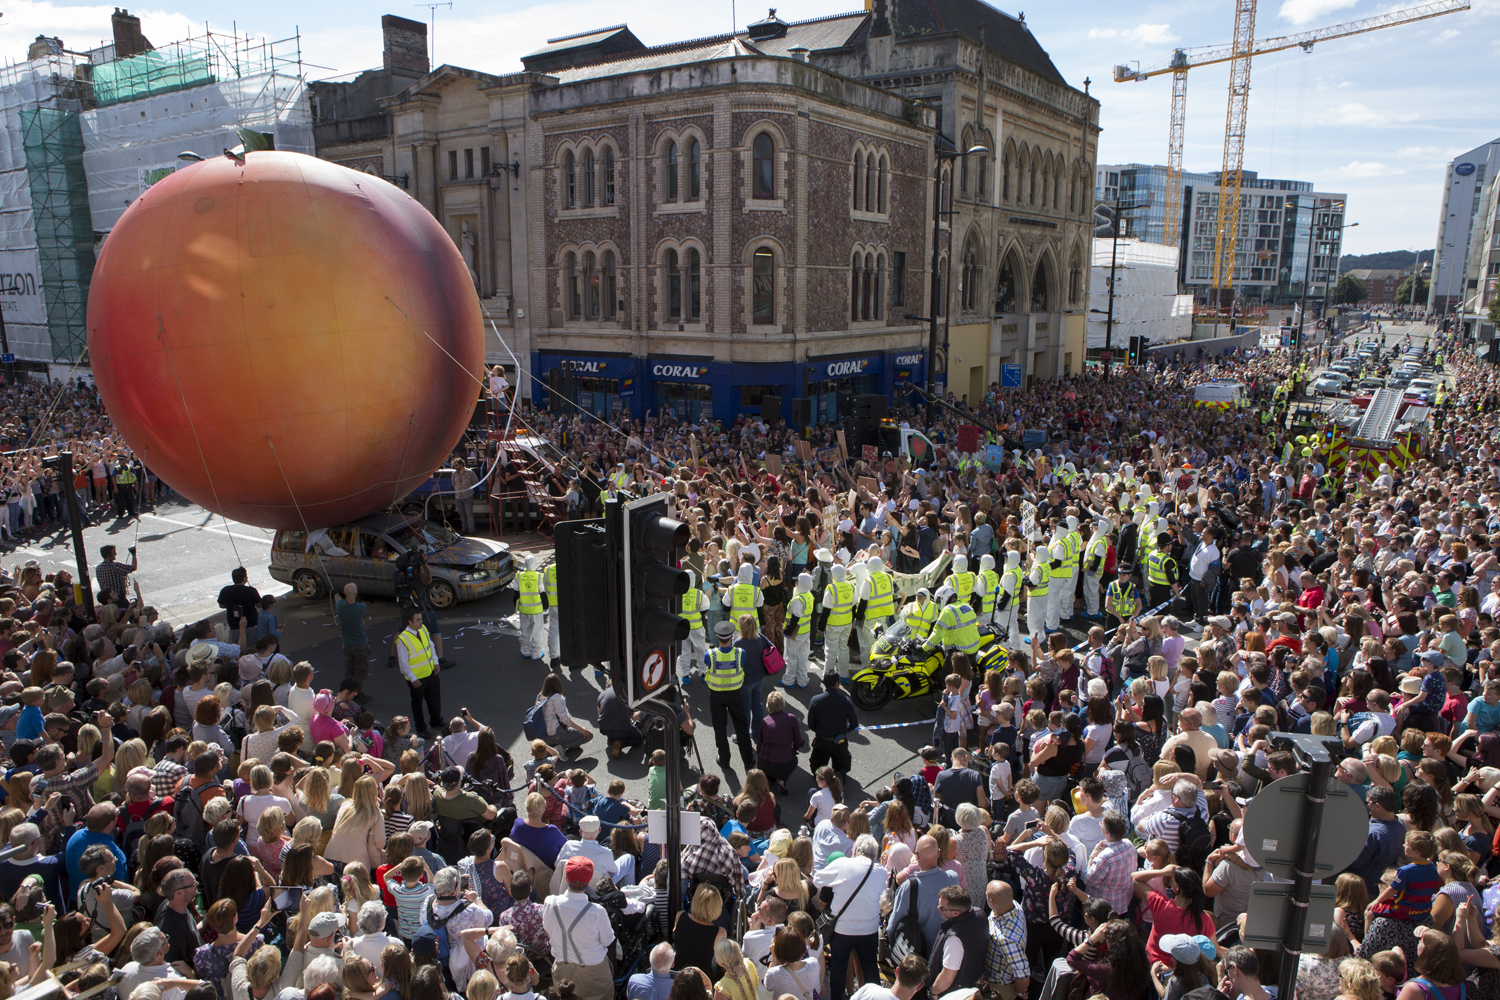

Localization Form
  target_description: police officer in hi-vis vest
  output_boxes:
[396,606,443,735]
[901,587,937,638]
[515,554,548,661]
[703,619,755,775]
[782,573,816,688]
[678,570,709,685]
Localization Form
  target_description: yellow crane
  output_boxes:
[1113,0,1470,307]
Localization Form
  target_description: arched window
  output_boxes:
[666,249,681,320]
[1029,155,1038,206]
[1068,244,1082,306]
[752,133,775,200]
[564,151,576,209]
[1068,170,1077,215]
[1002,145,1012,202]
[853,151,864,213]
[665,141,678,201]
[603,148,615,205]
[861,253,874,320]
[959,140,969,195]
[874,253,885,318]
[851,252,862,322]
[1053,156,1061,210]
[878,155,889,213]
[865,153,877,213]
[1041,154,1051,211]
[687,249,701,320]
[565,251,580,318]
[1032,261,1050,312]
[582,149,595,208]
[687,138,701,200]
[752,247,774,322]
[583,251,598,319]
[603,251,617,319]
[995,254,1017,314]
[939,164,951,216]
[976,148,988,204]
[961,241,980,312]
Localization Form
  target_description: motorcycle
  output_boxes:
[849,617,1012,711]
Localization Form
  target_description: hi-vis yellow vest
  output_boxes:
[397,626,437,678]
[705,646,744,692]
[864,572,895,620]
[825,582,855,627]
[516,570,543,614]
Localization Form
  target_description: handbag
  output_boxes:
[815,858,876,939]
[763,639,786,676]
[880,873,925,965]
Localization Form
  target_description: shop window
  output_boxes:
[564,151,576,209]
[752,133,775,200]
[687,139,701,200]
[752,247,774,323]
[582,149,595,207]
[603,148,615,205]
[603,251,617,319]
[891,251,906,307]
[666,141,678,201]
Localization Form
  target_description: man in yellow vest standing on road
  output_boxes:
[704,619,755,775]
[996,550,1024,649]
[1081,518,1110,621]
[782,573,816,688]
[396,606,443,737]
[544,561,561,671]
[856,557,896,665]
[678,571,708,686]
[818,563,856,678]
[515,553,547,661]
[1027,543,1051,640]
[721,564,763,629]
[113,456,138,519]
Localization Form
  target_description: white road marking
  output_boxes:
[140,512,274,546]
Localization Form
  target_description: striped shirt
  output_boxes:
[1371,861,1440,922]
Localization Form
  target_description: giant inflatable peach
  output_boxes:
[87,150,483,530]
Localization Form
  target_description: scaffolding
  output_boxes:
[89,27,303,108]
[20,106,94,364]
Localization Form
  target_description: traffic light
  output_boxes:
[1289,325,1300,348]
[1127,336,1140,364]
[554,519,615,670]
[620,495,690,705]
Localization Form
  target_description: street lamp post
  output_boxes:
[919,139,988,398]
[1294,211,1356,365]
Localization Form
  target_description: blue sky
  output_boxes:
[4,0,1495,254]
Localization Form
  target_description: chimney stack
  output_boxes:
[111,9,152,59]
[381,15,430,74]
[870,0,891,37]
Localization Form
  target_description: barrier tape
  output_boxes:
[849,597,1174,733]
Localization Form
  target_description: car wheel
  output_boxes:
[427,579,458,610]
[292,570,326,600]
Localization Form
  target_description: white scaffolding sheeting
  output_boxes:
[0,55,85,252]
[79,71,314,232]
[1086,237,1193,348]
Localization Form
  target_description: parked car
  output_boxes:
[1313,374,1349,396]
[1356,378,1384,392]
[268,513,515,609]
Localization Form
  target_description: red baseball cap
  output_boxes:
[565,857,594,882]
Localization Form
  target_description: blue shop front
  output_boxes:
[532,348,925,425]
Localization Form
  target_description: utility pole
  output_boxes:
[1103,202,1120,381]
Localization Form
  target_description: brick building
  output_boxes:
[322,1,1095,422]
[1345,268,1403,305]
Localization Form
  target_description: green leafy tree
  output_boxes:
[1488,295,1500,326]
[1394,273,1429,306]
[1333,274,1367,305]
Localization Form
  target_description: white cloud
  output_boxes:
[1277,0,1360,25]
[1435,28,1462,41]
[0,1,215,57]
[1324,102,1418,126]
[1396,145,1468,159]
[1087,23,1178,45]
[1334,161,1407,178]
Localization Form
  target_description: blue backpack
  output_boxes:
[522,700,548,741]
[413,899,469,964]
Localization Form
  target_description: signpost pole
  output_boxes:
[638,697,683,941]
[1275,736,1336,1000]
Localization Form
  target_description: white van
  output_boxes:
[1192,382,1246,409]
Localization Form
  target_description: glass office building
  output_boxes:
[1096,164,1346,306]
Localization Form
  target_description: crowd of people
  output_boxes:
[7,320,1500,1000]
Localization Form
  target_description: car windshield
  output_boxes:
[390,519,462,553]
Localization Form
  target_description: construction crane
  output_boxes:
[1113,0,1470,293]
